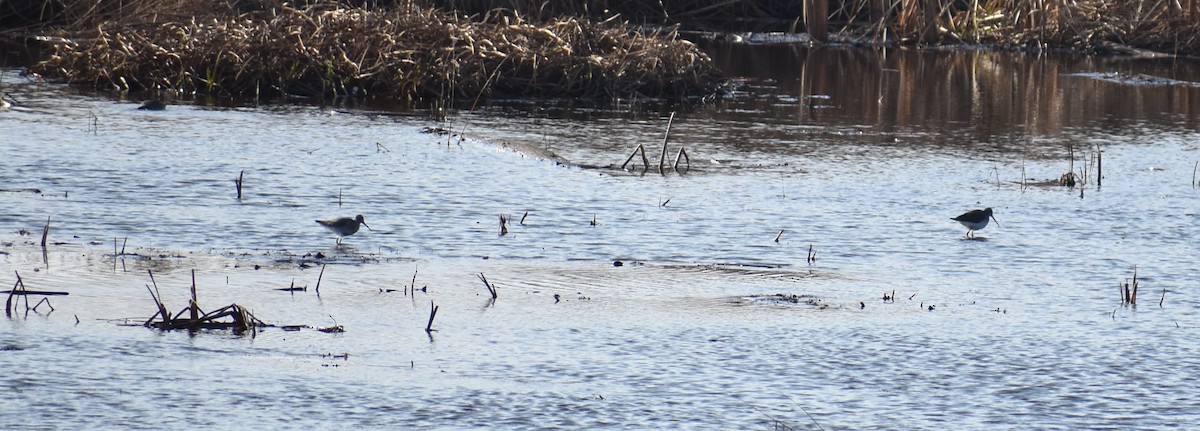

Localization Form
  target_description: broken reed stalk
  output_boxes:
[40,216,50,248]
[1121,266,1140,306]
[774,230,784,243]
[235,170,244,200]
[673,147,690,173]
[1193,161,1198,189]
[499,214,508,236]
[5,271,24,317]
[1095,144,1102,188]
[189,269,199,322]
[314,264,326,294]
[520,211,528,225]
[1160,288,1166,308]
[658,111,676,174]
[425,300,439,333]
[1131,266,1139,305]
[145,270,170,326]
[620,144,648,170]
[31,297,54,313]
[409,266,418,296]
[478,273,497,299]
[807,244,817,264]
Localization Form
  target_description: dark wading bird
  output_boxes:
[952,207,998,239]
[316,215,371,245]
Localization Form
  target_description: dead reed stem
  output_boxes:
[189,269,199,322]
[1131,266,1139,305]
[658,112,676,174]
[1193,161,1198,188]
[620,144,648,170]
[315,264,326,294]
[478,273,497,299]
[40,216,50,248]
[235,170,244,200]
[425,300,439,333]
[5,271,23,317]
[673,147,690,173]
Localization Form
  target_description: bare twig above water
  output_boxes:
[673,147,690,173]
[658,111,676,174]
[478,273,497,299]
[425,300,439,333]
[235,170,244,200]
[1121,266,1140,306]
[620,143,649,171]
[40,216,50,248]
[315,264,326,295]
[1192,161,1197,189]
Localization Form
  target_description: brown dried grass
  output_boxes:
[29,3,723,101]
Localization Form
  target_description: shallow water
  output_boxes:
[2,46,1200,430]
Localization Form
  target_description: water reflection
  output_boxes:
[702,43,1200,143]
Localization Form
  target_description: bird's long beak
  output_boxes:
[361,222,372,231]
[990,215,1000,226]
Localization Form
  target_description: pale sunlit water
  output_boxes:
[2,46,1200,430]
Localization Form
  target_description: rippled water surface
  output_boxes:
[3,47,1200,430]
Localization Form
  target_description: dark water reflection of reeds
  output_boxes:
[702,43,1200,143]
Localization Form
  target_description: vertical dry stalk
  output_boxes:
[189,269,199,322]
[1192,161,1197,188]
[499,214,508,236]
[804,0,828,42]
[1131,266,1139,305]
[315,264,327,294]
[658,111,676,174]
[40,216,51,248]
[425,300,439,333]
[236,170,244,199]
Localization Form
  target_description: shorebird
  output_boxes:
[316,215,371,244]
[952,207,998,239]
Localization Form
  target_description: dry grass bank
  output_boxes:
[22,2,722,102]
[10,0,1200,104]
